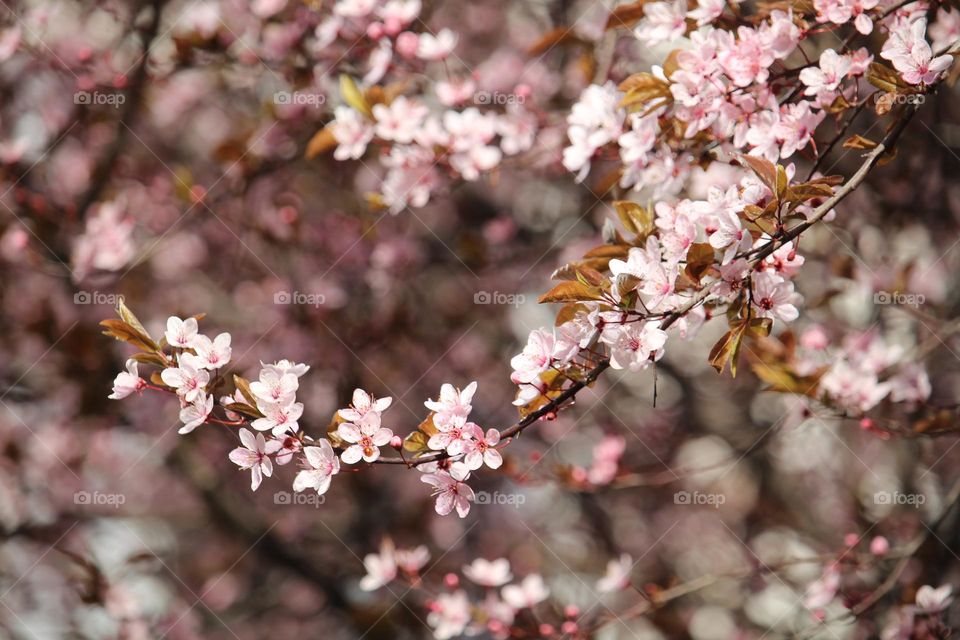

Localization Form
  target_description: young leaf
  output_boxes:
[538,280,605,304]
[339,74,372,118]
[233,375,258,407]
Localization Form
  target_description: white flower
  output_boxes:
[463,558,512,587]
[165,316,198,348]
[108,359,145,399]
[501,574,549,609]
[292,440,340,495]
[229,428,281,491]
[596,554,633,593]
[179,393,214,434]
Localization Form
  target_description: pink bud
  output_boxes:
[514,83,532,99]
[390,435,403,450]
[443,573,459,588]
[366,22,384,40]
[538,624,554,636]
[563,604,580,618]
[859,418,875,431]
[383,16,402,36]
[561,621,578,634]
[843,533,859,547]
[870,536,890,556]
[395,31,419,58]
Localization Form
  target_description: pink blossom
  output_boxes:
[751,271,801,322]
[804,563,840,610]
[421,463,475,517]
[881,19,954,85]
[463,558,512,587]
[160,357,210,402]
[179,393,214,434]
[424,381,477,427]
[229,428,281,491]
[607,322,668,371]
[596,554,633,593]
[427,590,471,639]
[501,574,549,609]
[190,332,232,369]
[250,369,299,406]
[339,388,393,422]
[164,316,198,348]
[416,29,458,60]
[292,440,340,495]
[372,96,429,143]
[510,329,556,384]
[915,584,953,614]
[252,401,304,436]
[261,359,310,378]
[462,426,502,470]
[331,106,374,160]
[799,49,852,98]
[634,0,688,45]
[359,538,398,591]
[338,412,394,463]
[108,359,146,400]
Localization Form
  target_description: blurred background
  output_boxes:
[2,0,960,638]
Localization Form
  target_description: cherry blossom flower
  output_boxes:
[338,413,394,463]
[421,463,475,518]
[339,388,393,422]
[799,49,852,98]
[915,584,953,614]
[261,359,310,378]
[751,271,801,322]
[272,434,302,465]
[881,19,954,86]
[359,538,397,591]
[463,558,513,587]
[331,106,374,160]
[292,440,340,495]
[424,381,477,427]
[462,426,502,470]
[596,554,633,593]
[190,332,232,369]
[252,400,304,436]
[372,96,429,143]
[607,322,668,372]
[416,29,457,60]
[229,428,281,491]
[634,0,688,45]
[396,545,430,573]
[804,563,840,610]
[250,369,299,406]
[586,435,626,485]
[108,359,146,400]
[160,357,210,402]
[179,393,214,434]
[510,329,556,384]
[164,316,198,348]
[427,590,471,639]
[427,415,476,456]
[501,574,549,609]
